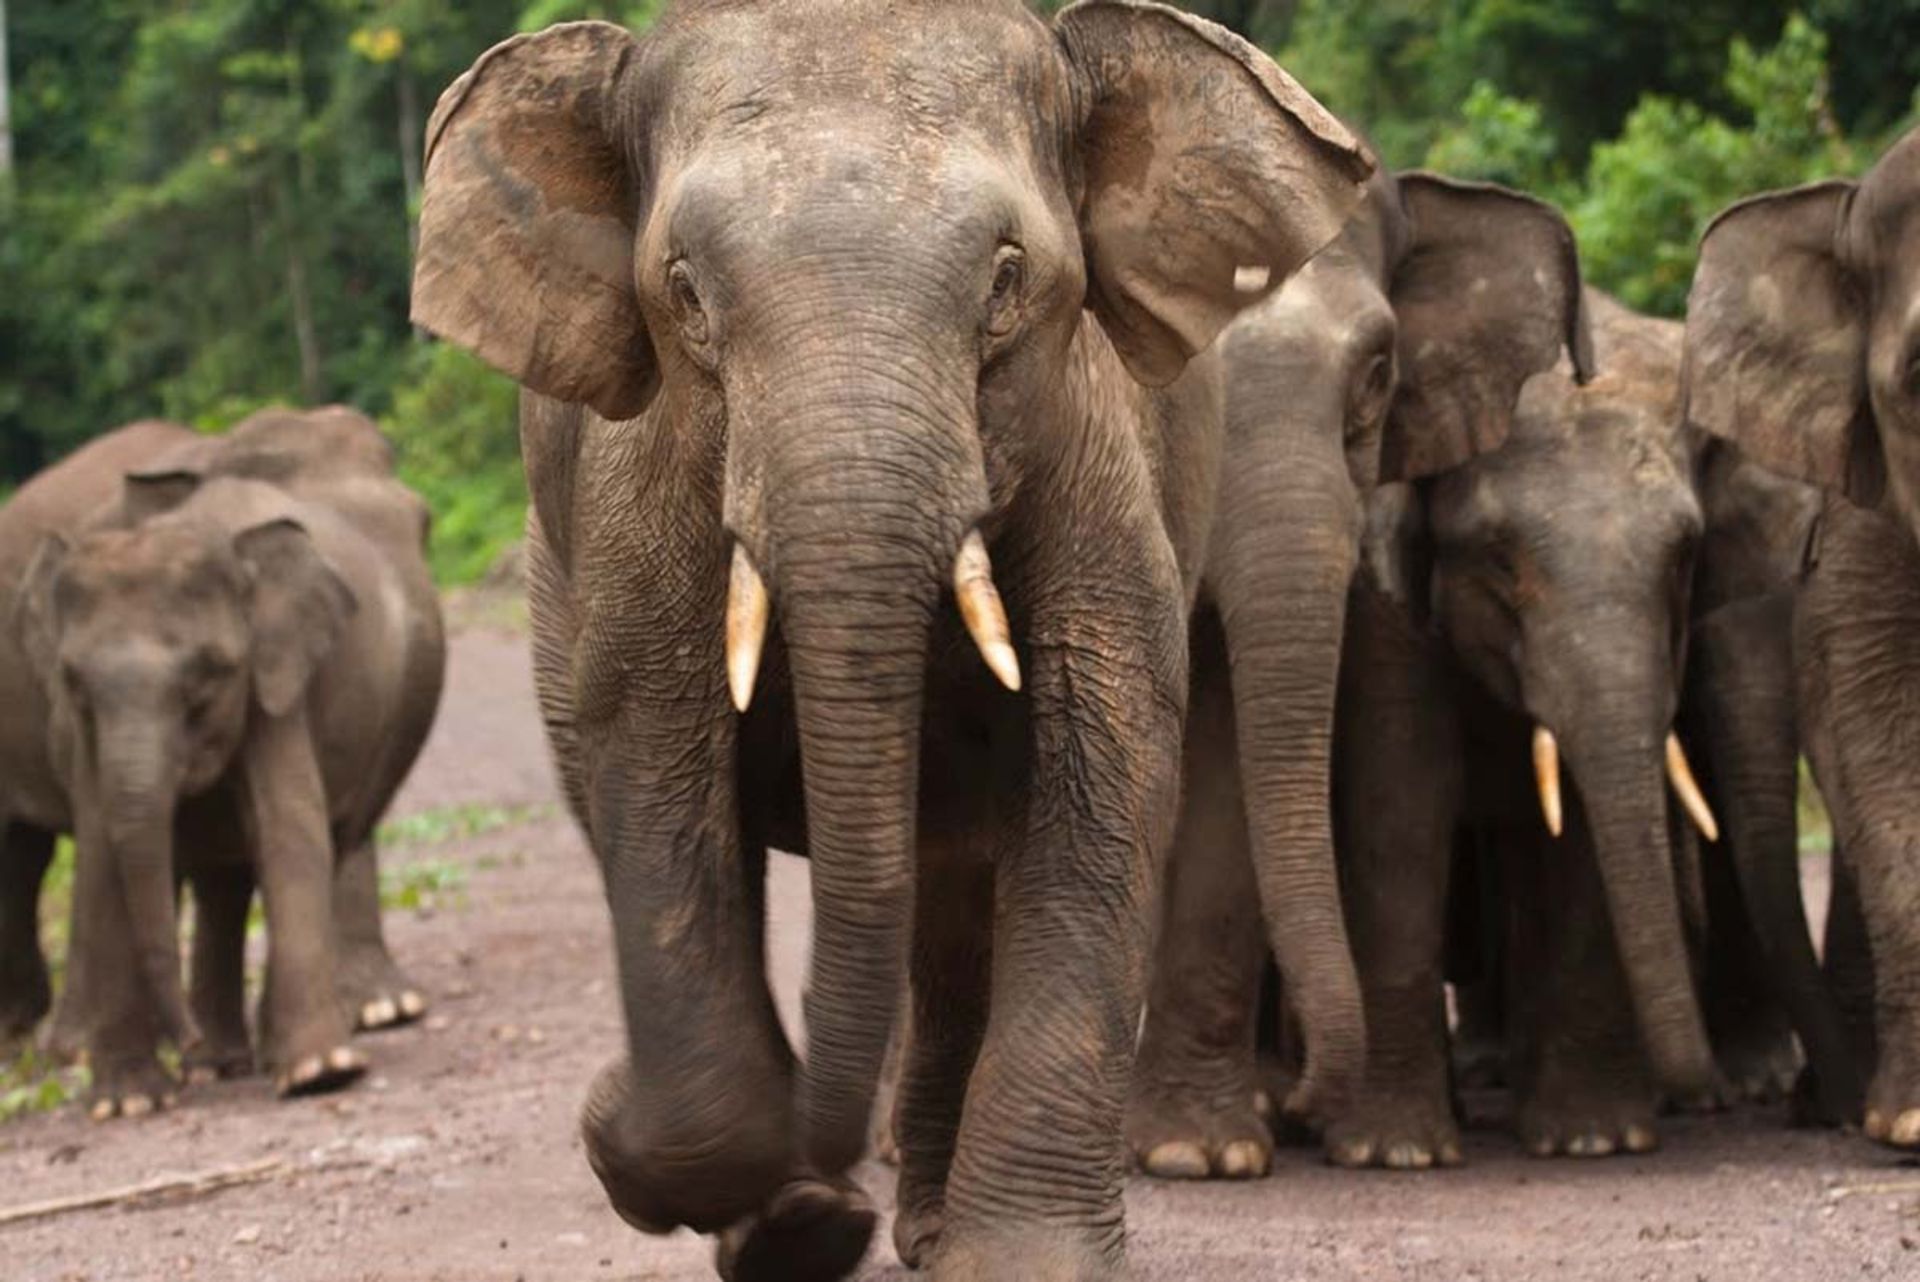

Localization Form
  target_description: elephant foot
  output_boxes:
[716,1175,875,1282]
[184,1038,256,1085]
[928,1226,1117,1282]
[1862,1043,1920,1149]
[1517,1063,1659,1158]
[1126,1069,1271,1180]
[1710,1023,1802,1108]
[275,1045,368,1097]
[1324,1080,1462,1171]
[88,1059,179,1122]
[339,943,427,1032]
[893,1185,946,1271]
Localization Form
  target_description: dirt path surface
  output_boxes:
[4,614,1919,1281]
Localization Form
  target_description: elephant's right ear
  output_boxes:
[13,533,71,682]
[1381,174,1591,482]
[1055,1,1374,387]
[412,21,657,421]
[1682,182,1878,504]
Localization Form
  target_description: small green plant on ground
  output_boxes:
[0,1046,91,1123]
[379,859,471,913]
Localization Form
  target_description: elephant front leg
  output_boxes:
[1324,590,1463,1170]
[334,835,426,1030]
[1128,646,1272,1181]
[185,862,255,1082]
[932,572,1188,1279]
[240,710,365,1096]
[1510,816,1658,1158]
[0,822,56,1045]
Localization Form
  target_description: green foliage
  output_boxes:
[1423,81,1566,193]
[379,859,470,912]
[0,1047,90,1123]
[378,801,553,849]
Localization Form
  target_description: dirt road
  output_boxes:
[3,616,1918,1281]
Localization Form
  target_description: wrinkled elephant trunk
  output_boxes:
[1560,721,1716,1094]
[732,340,990,1177]
[95,719,199,1052]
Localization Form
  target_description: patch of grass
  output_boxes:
[0,1046,89,1123]
[377,802,552,851]
[379,859,470,914]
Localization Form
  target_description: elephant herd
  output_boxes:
[2,2,1918,1280]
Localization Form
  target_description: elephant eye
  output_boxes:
[985,245,1026,338]
[667,262,709,345]
[1350,350,1396,427]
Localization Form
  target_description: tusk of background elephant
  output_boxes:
[1533,726,1564,838]
[1665,733,1721,843]
[953,530,1021,693]
[726,544,770,714]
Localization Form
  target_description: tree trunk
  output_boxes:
[0,0,15,186]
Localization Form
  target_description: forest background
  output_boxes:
[1,0,1915,581]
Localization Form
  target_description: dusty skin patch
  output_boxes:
[0,622,1915,1280]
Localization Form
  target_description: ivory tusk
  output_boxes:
[953,530,1021,693]
[1665,733,1720,843]
[726,543,770,714]
[1533,726,1564,838]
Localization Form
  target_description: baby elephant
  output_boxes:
[0,409,444,1114]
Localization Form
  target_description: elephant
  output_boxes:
[1683,124,1920,1147]
[0,408,445,1113]
[404,2,1372,1277]
[1324,290,1726,1165]
[1123,163,1592,1180]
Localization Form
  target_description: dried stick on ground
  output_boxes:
[0,1157,287,1228]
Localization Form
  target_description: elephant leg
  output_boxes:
[1700,840,1800,1105]
[1325,587,1463,1170]
[892,822,996,1269]
[66,820,175,1117]
[930,555,1188,1279]
[1812,849,1879,1112]
[185,861,256,1082]
[1128,640,1271,1181]
[0,822,56,1045]
[334,833,426,1030]
[1511,805,1658,1158]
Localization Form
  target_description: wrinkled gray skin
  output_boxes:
[1679,441,1866,1119]
[1684,125,1920,1147]
[0,409,444,1114]
[407,2,1372,1277]
[1124,166,1592,1180]
[1330,292,1719,1165]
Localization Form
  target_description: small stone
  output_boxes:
[527,1028,547,1045]
[232,1225,262,1246]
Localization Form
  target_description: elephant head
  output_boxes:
[1209,166,1587,1115]
[1410,292,1717,1092]
[13,478,355,1053]
[1684,126,1920,547]
[411,0,1371,1197]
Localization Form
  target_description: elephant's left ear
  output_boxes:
[234,519,358,718]
[13,533,72,682]
[1056,0,1374,387]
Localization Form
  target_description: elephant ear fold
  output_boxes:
[1381,173,1591,482]
[1682,181,1879,504]
[412,21,657,421]
[233,519,358,718]
[1056,0,1374,387]
[13,533,72,682]
[121,468,204,524]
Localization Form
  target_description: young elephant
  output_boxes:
[1330,291,1721,1165]
[1127,165,1590,1180]
[408,3,1370,1277]
[1684,126,1920,1147]
[2,413,444,1112]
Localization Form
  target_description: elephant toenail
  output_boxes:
[1890,1110,1920,1147]
[1217,1140,1270,1179]
[1142,1141,1210,1180]
[1384,1143,1433,1170]
[120,1094,155,1119]
[1567,1134,1615,1158]
[362,998,398,1028]
[1437,1140,1463,1166]
[1623,1125,1658,1153]
[398,991,427,1019]
[1864,1108,1890,1140]
[327,1046,364,1074]
[1329,1138,1376,1168]
[89,1099,116,1122]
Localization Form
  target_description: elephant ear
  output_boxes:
[233,519,358,718]
[1682,181,1880,505]
[12,533,71,683]
[1056,0,1374,387]
[121,468,204,524]
[1381,173,1592,482]
[412,21,657,421]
